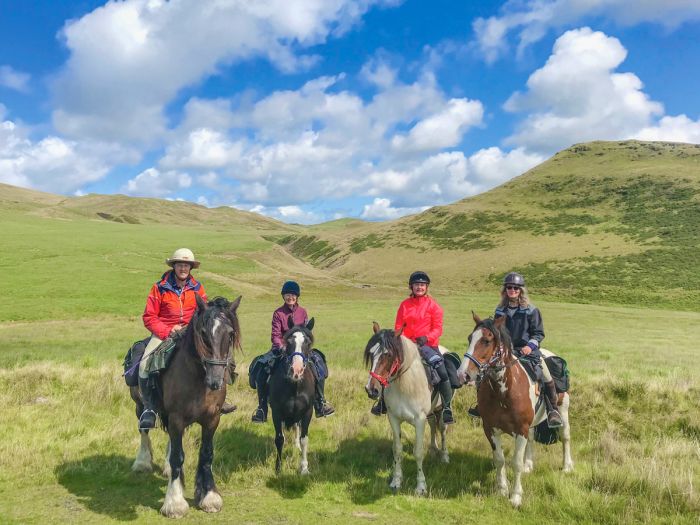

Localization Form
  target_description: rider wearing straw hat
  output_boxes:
[138,248,235,429]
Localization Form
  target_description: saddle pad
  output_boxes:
[143,337,178,376]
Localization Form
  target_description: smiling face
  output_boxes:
[411,282,428,297]
[505,284,521,302]
[283,293,298,307]
[173,262,192,283]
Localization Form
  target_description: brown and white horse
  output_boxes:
[364,322,449,496]
[457,313,573,508]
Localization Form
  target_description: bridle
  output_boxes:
[368,336,403,388]
[464,321,518,383]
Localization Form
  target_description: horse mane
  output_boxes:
[478,317,514,360]
[188,296,242,358]
[363,329,403,367]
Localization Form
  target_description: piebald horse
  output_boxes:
[364,322,449,496]
[457,313,573,508]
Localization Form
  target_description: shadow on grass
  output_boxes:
[262,434,492,504]
[55,454,163,521]
[215,424,273,476]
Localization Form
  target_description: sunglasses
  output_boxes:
[505,285,521,291]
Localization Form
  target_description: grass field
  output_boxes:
[0,141,698,523]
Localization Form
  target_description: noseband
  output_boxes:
[369,356,401,388]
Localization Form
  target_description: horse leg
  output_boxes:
[427,414,439,455]
[388,414,403,492]
[294,423,302,451]
[195,420,223,513]
[509,434,528,508]
[414,418,427,496]
[299,411,312,475]
[436,411,449,464]
[132,430,154,472]
[488,429,509,498]
[523,428,534,473]
[161,423,189,518]
[162,439,171,478]
[560,394,574,472]
[273,414,284,475]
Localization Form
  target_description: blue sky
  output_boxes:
[1,0,699,223]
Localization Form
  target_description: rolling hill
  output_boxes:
[1,140,698,311]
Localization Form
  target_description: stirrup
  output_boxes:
[442,407,455,425]
[139,409,157,430]
[251,407,267,423]
[467,406,481,419]
[547,409,563,428]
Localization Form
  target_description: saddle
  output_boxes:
[122,336,179,386]
[421,352,462,389]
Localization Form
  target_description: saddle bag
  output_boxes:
[248,355,264,389]
[534,420,560,445]
[545,355,570,393]
[443,352,463,389]
[123,338,149,386]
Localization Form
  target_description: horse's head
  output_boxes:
[282,317,314,382]
[364,322,404,399]
[457,311,510,384]
[191,295,242,391]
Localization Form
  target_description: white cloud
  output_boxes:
[504,28,663,152]
[473,0,700,62]
[160,128,244,170]
[360,197,429,220]
[244,203,322,224]
[0,113,110,192]
[635,114,700,143]
[391,98,484,152]
[0,65,30,92]
[122,167,192,197]
[468,147,544,183]
[51,0,396,144]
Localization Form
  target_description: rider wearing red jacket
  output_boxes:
[371,271,455,424]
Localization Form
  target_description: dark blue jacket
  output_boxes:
[494,303,545,354]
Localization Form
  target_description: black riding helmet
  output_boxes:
[409,271,431,286]
[503,272,525,287]
[281,280,301,296]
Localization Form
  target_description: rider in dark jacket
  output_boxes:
[249,281,334,423]
[468,272,563,428]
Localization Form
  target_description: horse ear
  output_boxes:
[287,316,295,330]
[472,310,482,325]
[494,315,506,328]
[372,321,381,334]
[306,317,314,331]
[196,294,207,311]
[396,323,406,338]
[230,295,242,312]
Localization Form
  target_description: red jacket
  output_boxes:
[142,271,207,340]
[394,294,443,347]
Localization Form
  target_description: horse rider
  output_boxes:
[138,248,236,430]
[371,271,455,424]
[468,272,563,428]
[249,280,335,423]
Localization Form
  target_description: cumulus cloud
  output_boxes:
[360,198,429,220]
[51,0,396,144]
[245,203,322,224]
[473,0,700,62]
[0,65,30,92]
[504,28,663,152]
[0,111,110,192]
[122,167,192,197]
[635,114,700,143]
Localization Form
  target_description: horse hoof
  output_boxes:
[131,460,153,473]
[563,462,574,473]
[300,468,310,476]
[498,486,509,498]
[160,500,189,519]
[198,491,223,513]
[523,460,533,473]
[162,465,172,478]
[415,486,427,497]
[441,453,450,464]
[510,495,522,508]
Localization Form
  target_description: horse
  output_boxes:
[130,295,242,518]
[456,313,573,508]
[268,317,316,475]
[364,322,449,496]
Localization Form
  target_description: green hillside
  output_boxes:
[274,141,700,309]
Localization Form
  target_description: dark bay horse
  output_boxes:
[456,313,573,508]
[268,317,316,475]
[364,322,449,496]
[130,295,242,518]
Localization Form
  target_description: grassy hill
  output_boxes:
[273,141,700,309]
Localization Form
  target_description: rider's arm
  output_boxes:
[426,300,444,346]
[142,285,171,340]
[271,310,285,349]
[526,307,545,350]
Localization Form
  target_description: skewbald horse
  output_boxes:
[364,322,449,496]
[457,313,573,508]
[130,295,242,518]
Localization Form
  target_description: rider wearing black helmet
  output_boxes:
[248,280,334,423]
[468,272,563,428]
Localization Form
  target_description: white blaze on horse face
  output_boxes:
[291,332,305,377]
[366,342,382,391]
[461,328,484,380]
[212,317,222,338]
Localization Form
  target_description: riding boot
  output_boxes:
[467,405,481,418]
[314,378,335,418]
[138,376,158,430]
[220,401,237,414]
[438,380,455,424]
[251,381,269,423]
[545,380,563,428]
[370,395,387,416]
